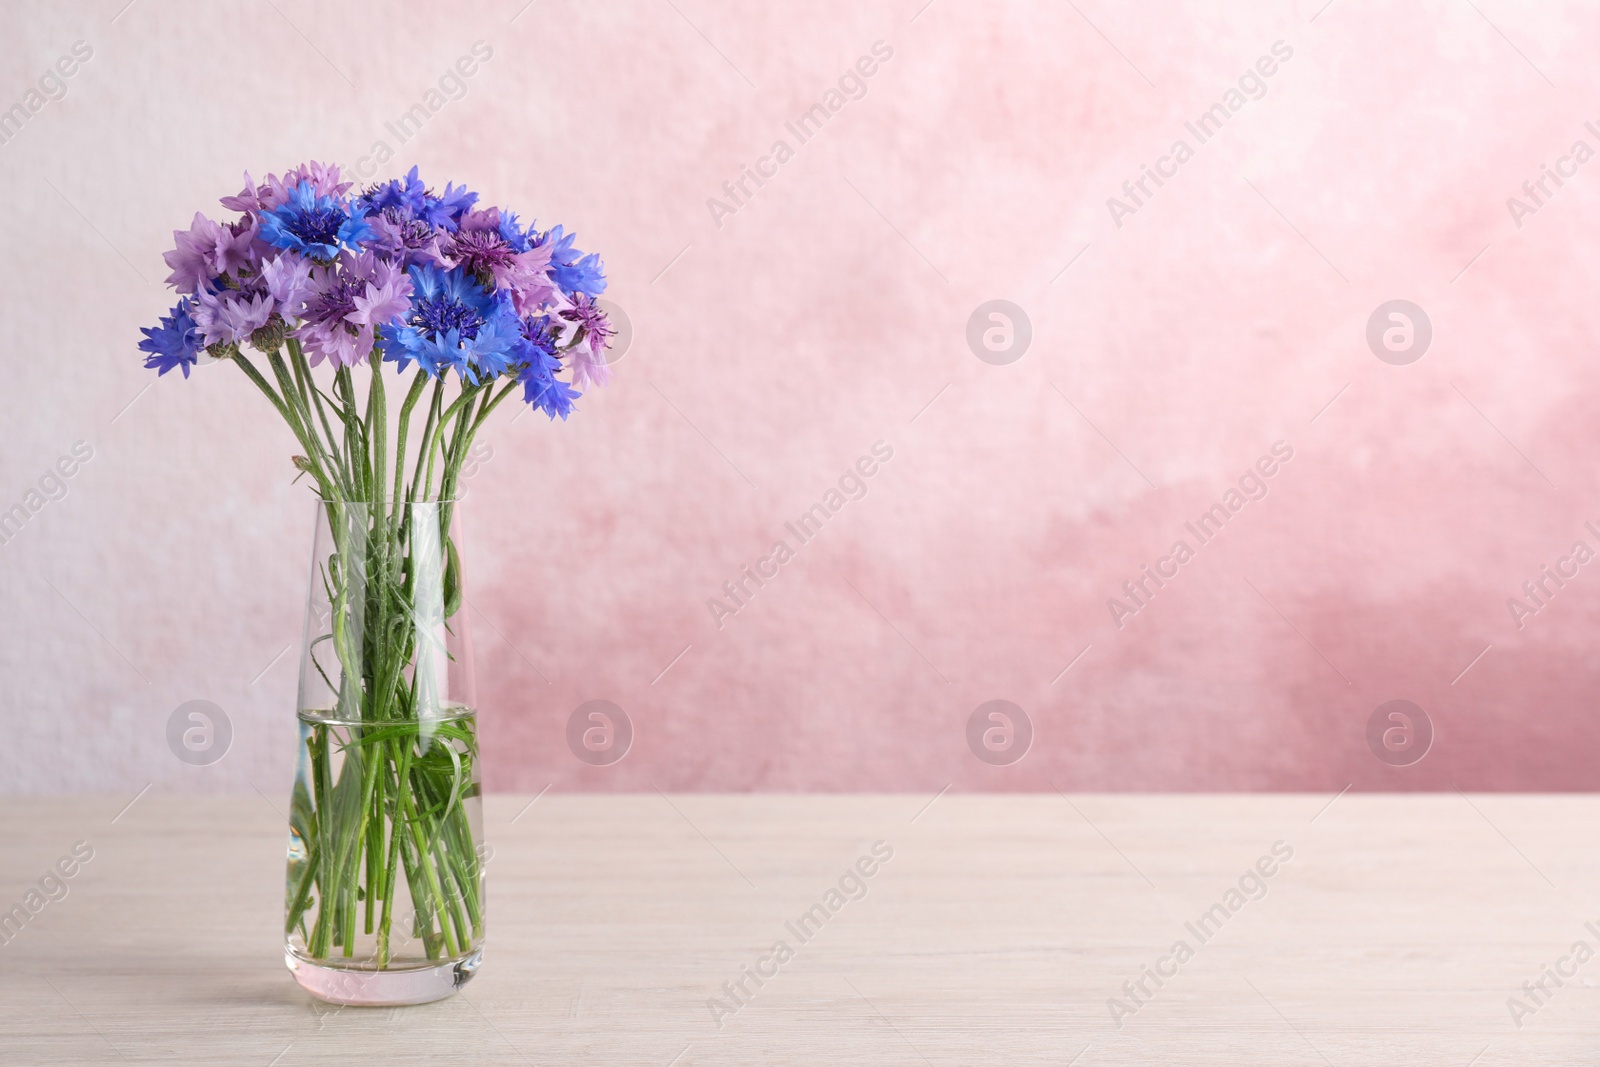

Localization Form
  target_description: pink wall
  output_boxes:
[3,0,1599,794]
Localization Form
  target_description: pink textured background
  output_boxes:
[2,0,1598,794]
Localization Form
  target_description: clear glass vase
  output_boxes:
[283,499,485,1006]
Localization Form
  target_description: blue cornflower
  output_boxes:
[379,265,523,382]
[355,165,429,217]
[539,225,607,297]
[138,297,204,377]
[519,314,560,362]
[514,315,578,419]
[260,180,374,260]
[379,326,466,379]
[356,168,477,232]
[519,369,580,420]
[454,304,525,383]
[419,182,479,231]
[407,265,495,336]
[496,210,531,253]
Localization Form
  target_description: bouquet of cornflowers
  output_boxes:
[140,160,611,461]
[138,162,612,994]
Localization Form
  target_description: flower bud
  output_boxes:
[206,340,239,361]
[249,315,288,353]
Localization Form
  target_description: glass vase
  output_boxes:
[283,498,485,1006]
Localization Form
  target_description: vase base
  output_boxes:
[285,946,482,1006]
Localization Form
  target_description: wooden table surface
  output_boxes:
[1,792,1596,1065]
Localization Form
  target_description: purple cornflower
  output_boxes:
[194,287,275,347]
[296,254,413,368]
[366,208,448,268]
[221,161,352,214]
[163,213,260,294]
[262,252,316,320]
[560,294,613,388]
[446,211,518,280]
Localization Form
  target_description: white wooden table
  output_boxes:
[1,793,1595,1065]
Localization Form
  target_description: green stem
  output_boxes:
[269,350,345,499]
[287,340,345,485]
[410,378,445,503]
[470,380,520,435]
[441,383,511,507]
[235,354,341,500]
[391,371,428,512]
[401,795,457,956]
[232,353,291,422]
[421,383,482,502]
[334,366,367,501]
[306,725,335,958]
[375,742,404,968]
[439,387,487,500]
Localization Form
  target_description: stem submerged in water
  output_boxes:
[293,706,481,969]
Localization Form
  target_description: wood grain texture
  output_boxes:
[0,792,1595,1064]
